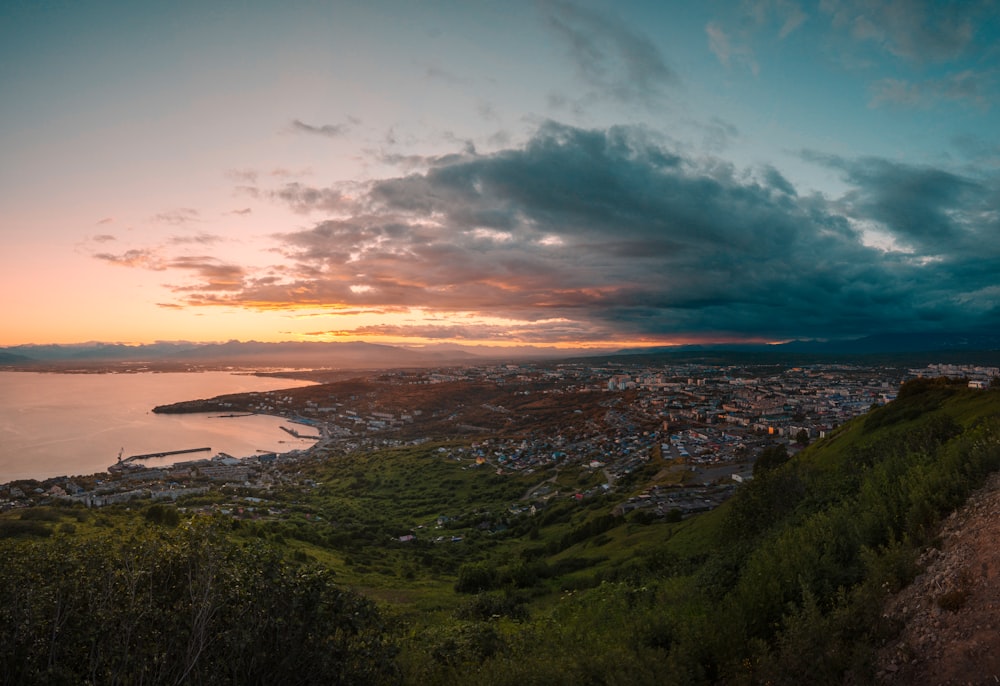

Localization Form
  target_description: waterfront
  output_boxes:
[0,371,317,482]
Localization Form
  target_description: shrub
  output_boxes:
[455,561,499,593]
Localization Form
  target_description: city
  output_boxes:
[5,360,996,526]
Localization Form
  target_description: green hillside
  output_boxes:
[2,377,999,685]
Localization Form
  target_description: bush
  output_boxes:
[454,592,529,621]
[18,508,61,522]
[0,520,51,539]
[144,504,181,526]
[0,521,399,685]
[455,561,499,593]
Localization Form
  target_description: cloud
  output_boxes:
[153,121,997,342]
[705,21,759,76]
[706,22,732,68]
[776,2,807,38]
[869,70,996,109]
[154,208,200,225]
[822,0,989,63]
[169,233,224,245]
[226,169,259,183]
[742,0,808,38]
[93,244,244,295]
[423,65,466,85]
[166,257,245,292]
[541,0,678,106]
[94,248,164,270]
[293,307,402,318]
[271,182,351,214]
[802,151,993,254]
[706,2,806,75]
[91,234,117,243]
[269,167,314,178]
[290,118,350,138]
[951,133,1000,167]
[304,319,615,344]
[96,122,997,343]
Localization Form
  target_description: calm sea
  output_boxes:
[0,371,318,482]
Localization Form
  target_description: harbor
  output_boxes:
[0,370,319,483]
[109,446,213,471]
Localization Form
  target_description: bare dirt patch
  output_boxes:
[877,471,1000,685]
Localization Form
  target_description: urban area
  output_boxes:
[3,360,997,525]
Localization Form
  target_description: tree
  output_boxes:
[754,444,789,477]
[0,520,399,685]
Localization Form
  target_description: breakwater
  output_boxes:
[121,447,212,463]
[280,425,321,440]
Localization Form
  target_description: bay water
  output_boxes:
[0,371,318,482]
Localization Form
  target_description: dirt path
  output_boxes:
[876,471,1000,685]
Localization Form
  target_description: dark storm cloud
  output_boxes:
[541,0,678,105]
[803,151,996,254]
[145,122,1000,342]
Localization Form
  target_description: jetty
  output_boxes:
[120,447,212,464]
[280,425,321,440]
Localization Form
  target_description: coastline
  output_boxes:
[1,411,325,510]
[0,371,319,484]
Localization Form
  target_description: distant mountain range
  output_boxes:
[0,340,581,369]
[2,330,999,369]
[614,330,1000,357]
[0,340,477,368]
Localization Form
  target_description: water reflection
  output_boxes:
[0,372,317,481]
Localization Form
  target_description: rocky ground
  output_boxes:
[877,471,1000,685]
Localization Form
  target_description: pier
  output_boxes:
[120,447,212,463]
[280,425,321,440]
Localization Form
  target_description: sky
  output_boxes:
[2,0,999,350]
